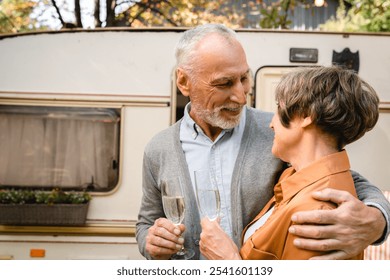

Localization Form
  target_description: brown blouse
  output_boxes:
[240,150,364,260]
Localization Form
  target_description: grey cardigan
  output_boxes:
[136,107,390,260]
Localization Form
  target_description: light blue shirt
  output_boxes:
[180,103,246,238]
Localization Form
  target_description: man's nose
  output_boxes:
[230,82,247,105]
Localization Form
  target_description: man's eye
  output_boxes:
[217,81,232,87]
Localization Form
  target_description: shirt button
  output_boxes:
[194,240,200,246]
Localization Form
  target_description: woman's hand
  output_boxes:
[199,217,241,260]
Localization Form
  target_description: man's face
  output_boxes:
[187,34,251,132]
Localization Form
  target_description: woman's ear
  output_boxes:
[176,68,191,97]
[301,116,313,128]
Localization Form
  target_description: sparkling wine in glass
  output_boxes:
[194,169,221,221]
[161,177,194,260]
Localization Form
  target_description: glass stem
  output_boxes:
[177,234,186,255]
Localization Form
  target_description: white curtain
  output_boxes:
[0,107,119,191]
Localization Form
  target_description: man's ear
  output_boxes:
[176,68,190,97]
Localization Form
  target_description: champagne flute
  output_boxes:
[194,169,221,221]
[161,177,195,260]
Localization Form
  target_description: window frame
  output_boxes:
[0,103,122,194]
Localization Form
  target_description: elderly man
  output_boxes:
[136,24,390,260]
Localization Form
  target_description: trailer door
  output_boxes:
[254,66,298,112]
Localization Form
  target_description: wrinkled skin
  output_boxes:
[145,218,185,260]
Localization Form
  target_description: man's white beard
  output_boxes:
[194,104,243,129]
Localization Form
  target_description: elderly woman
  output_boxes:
[199,66,380,260]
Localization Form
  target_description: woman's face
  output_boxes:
[269,112,304,163]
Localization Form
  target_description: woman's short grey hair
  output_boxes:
[275,66,379,149]
[175,24,237,70]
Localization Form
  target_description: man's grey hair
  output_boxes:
[175,24,237,70]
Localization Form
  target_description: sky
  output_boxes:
[32,0,135,30]
[32,0,96,29]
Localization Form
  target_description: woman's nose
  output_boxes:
[269,115,275,129]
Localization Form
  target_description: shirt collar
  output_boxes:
[274,150,351,204]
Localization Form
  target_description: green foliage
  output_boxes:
[125,0,244,28]
[320,0,390,32]
[1,0,389,33]
[358,0,390,32]
[0,0,39,33]
[259,0,295,29]
[0,188,92,205]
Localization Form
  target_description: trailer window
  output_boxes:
[0,105,120,192]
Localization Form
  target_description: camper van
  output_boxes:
[0,28,389,260]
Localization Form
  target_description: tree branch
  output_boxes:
[0,10,17,30]
[149,6,178,26]
[75,0,82,27]
[50,0,65,26]
[128,1,177,27]
[94,0,102,27]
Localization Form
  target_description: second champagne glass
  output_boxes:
[161,177,195,260]
[194,169,221,221]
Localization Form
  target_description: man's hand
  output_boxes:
[199,218,241,260]
[289,188,386,260]
[145,217,185,260]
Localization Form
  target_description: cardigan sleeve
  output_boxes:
[135,152,164,260]
[351,170,390,244]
